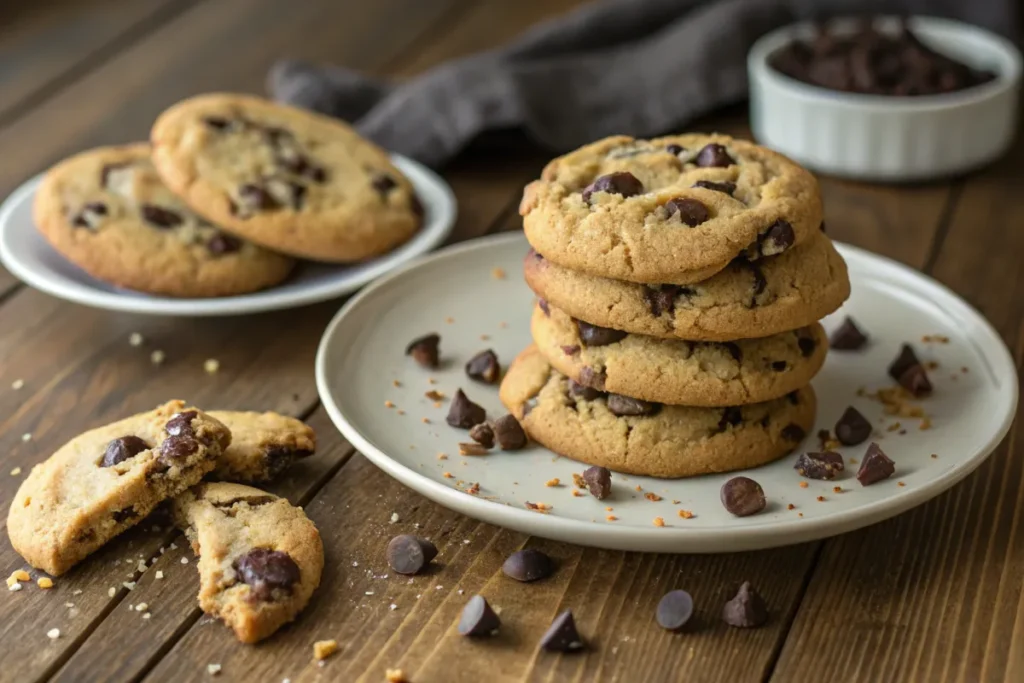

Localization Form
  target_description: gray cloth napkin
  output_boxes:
[267,0,1016,167]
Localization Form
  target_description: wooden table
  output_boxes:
[0,2,1021,682]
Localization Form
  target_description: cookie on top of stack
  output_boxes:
[33,94,422,298]
[500,134,851,478]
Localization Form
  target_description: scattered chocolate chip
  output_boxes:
[656,589,694,631]
[583,465,612,499]
[797,334,817,357]
[491,414,527,450]
[568,379,603,401]
[112,506,138,523]
[160,435,198,463]
[458,595,501,636]
[830,317,868,350]
[560,344,581,356]
[835,406,872,445]
[857,443,895,486]
[574,319,628,347]
[446,389,486,429]
[577,366,607,391]
[237,184,278,211]
[203,116,231,130]
[695,143,735,167]
[794,451,845,480]
[665,143,685,155]
[102,435,150,467]
[406,333,440,368]
[582,172,644,203]
[372,173,397,195]
[465,349,500,384]
[722,582,768,628]
[665,197,709,226]
[540,610,584,652]
[469,423,495,449]
[140,204,183,229]
[720,476,766,516]
[165,411,197,437]
[234,548,300,600]
[722,342,742,362]
[771,360,788,372]
[502,548,554,582]
[607,393,660,417]
[718,406,743,430]
[781,424,806,442]
[755,220,796,257]
[207,233,242,255]
[386,535,438,575]
[888,344,932,396]
[72,201,108,228]
[692,180,736,195]
[537,299,550,316]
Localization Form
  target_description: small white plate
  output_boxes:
[316,233,1017,553]
[0,155,456,316]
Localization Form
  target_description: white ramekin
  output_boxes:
[748,17,1022,182]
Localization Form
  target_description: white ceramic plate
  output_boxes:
[0,155,456,316]
[316,233,1017,553]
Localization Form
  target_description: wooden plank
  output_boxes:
[771,146,1024,682]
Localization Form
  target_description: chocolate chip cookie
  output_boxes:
[151,94,421,263]
[525,233,849,342]
[499,346,815,478]
[532,302,827,406]
[33,144,295,298]
[519,134,822,284]
[7,401,230,575]
[207,411,316,483]
[172,482,323,643]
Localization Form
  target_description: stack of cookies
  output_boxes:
[499,134,851,478]
[33,94,422,298]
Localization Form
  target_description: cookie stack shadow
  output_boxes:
[499,134,852,478]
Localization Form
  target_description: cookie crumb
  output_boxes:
[798,512,804,517]
[798,481,808,489]
[525,501,551,512]
[458,442,490,456]
[465,482,480,495]
[634,485,643,492]
[313,640,339,662]
[919,417,932,430]
[392,379,402,388]
[571,490,584,497]
[492,267,506,280]
[499,321,508,329]
[11,379,24,390]
[21,433,32,442]
[678,510,694,519]
[37,577,54,589]
[898,481,906,487]
[816,496,826,502]
[436,453,448,460]
[931,453,938,459]
[545,478,560,487]
[108,587,116,597]
[155,571,164,580]
[787,503,796,510]
[832,486,842,493]
[887,422,902,432]
[385,669,408,683]
[180,557,188,565]
[203,358,220,374]
[135,602,148,612]
[385,400,395,408]
[397,409,405,416]
[443,472,454,479]
[9,570,29,584]
[124,581,137,590]
[390,512,400,523]
[142,612,151,620]
[424,390,445,401]
[606,514,618,521]
[421,417,430,424]
[480,334,490,341]
[207,663,222,676]
[9,466,21,476]
[644,492,662,502]
[47,628,60,640]
[445,317,455,324]
[653,517,665,527]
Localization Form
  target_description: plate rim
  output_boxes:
[315,232,1019,553]
[0,154,456,317]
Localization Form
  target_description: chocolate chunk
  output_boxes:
[469,423,495,449]
[577,366,607,391]
[264,445,308,480]
[372,173,397,195]
[502,548,554,582]
[665,197,709,226]
[102,435,150,467]
[771,360,788,372]
[797,334,817,357]
[405,333,440,369]
[720,476,766,516]
[537,298,550,316]
[794,451,845,480]
[575,320,627,347]
[695,143,735,167]
[607,393,660,417]
[540,610,584,652]
[207,233,242,255]
[787,391,801,405]
[237,184,278,211]
[722,342,742,362]
[643,285,694,317]
[781,423,806,442]
[458,595,501,637]
[141,204,183,229]
[113,506,138,523]
[568,379,603,401]
[665,143,685,155]
[160,435,198,463]
[829,317,868,350]
[888,344,932,396]
[203,116,231,130]
[583,465,612,499]
[656,589,694,631]
[560,345,581,356]
[72,201,108,228]
[692,180,736,195]
[835,406,872,445]
[857,443,895,486]
[582,172,644,202]
[233,548,300,600]
[491,414,527,450]
[465,349,500,384]
[386,535,438,575]
[722,582,768,628]
[446,389,486,429]
[165,411,197,437]
[756,220,796,257]
[718,406,743,430]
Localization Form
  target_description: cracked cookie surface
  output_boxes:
[519,134,822,284]
[499,346,815,478]
[207,411,316,483]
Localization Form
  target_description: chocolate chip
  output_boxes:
[736,260,767,308]
[386,535,438,575]
[722,342,742,362]
[835,406,872,445]
[771,360,788,372]
[756,220,796,257]
[720,476,766,517]
[656,590,694,631]
[607,393,660,417]
[288,182,308,209]
[405,333,440,368]
[540,610,584,652]
[722,582,768,628]
[165,411,197,438]
[207,233,242,255]
[888,344,932,396]
[857,443,895,486]
[695,143,735,167]
[568,379,603,401]
[575,320,627,347]
[781,424,806,442]
[643,285,693,317]
[112,506,138,523]
[160,435,198,463]
[582,172,644,203]
[665,197,709,226]
[537,298,550,316]
[797,334,817,357]
[72,201,108,228]
[233,548,300,600]
[465,350,500,384]
[102,435,150,467]
[264,445,305,480]
[502,548,554,582]
[458,595,501,636]
[491,414,527,450]
[577,366,607,391]
[718,407,743,430]
[794,451,845,480]
[560,344,581,356]
[372,173,397,195]
[830,317,868,350]
[665,143,685,155]
[787,391,800,405]
[203,116,231,130]
[447,389,486,429]
[237,183,278,211]
[692,180,736,195]
[469,423,495,449]
[583,465,612,499]
[141,204,183,229]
